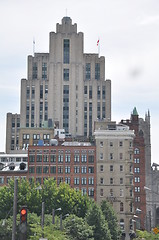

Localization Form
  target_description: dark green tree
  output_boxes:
[86,202,112,240]
[64,214,94,240]
[0,213,69,240]
[55,182,90,217]
[0,216,16,239]
[0,184,14,219]
[28,213,69,240]
[0,178,90,220]
[136,229,159,239]
[101,200,121,240]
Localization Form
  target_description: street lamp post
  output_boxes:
[52,208,62,224]
[41,202,45,236]
[60,213,69,230]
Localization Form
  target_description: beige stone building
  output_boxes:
[94,120,135,239]
[6,113,20,153]
[6,16,111,153]
[6,113,55,153]
[20,16,111,137]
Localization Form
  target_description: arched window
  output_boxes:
[134,148,140,154]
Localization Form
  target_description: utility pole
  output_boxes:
[12,178,18,240]
[60,214,62,230]
[52,209,55,224]
[41,202,45,236]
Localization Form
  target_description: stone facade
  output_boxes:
[94,120,135,238]
[145,164,159,231]
[6,113,20,153]
[20,16,111,139]
[6,16,111,153]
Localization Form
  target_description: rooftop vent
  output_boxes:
[50,139,58,146]
[0,163,4,170]
[9,163,15,171]
[19,162,26,170]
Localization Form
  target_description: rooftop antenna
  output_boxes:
[66,8,67,17]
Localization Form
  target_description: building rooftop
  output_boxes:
[62,141,92,147]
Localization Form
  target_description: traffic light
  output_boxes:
[19,206,27,237]
[20,206,27,224]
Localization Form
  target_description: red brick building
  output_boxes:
[121,107,147,230]
[27,142,96,200]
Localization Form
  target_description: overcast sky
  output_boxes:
[0,0,158,163]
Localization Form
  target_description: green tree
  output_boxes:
[0,213,69,240]
[29,213,69,240]
[64,214,94,240]
[0,178,43,219]
[101,200,121,240]
[0,184,14,219]
[0,178,91,220]
[136,229,159,240]
[55,182,90,217]
[86,202,112,240]
[0,216,16,239]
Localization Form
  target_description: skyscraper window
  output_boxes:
[85,63,91,80]
[95,63,100,80]
[63,68,69,81]
[63,39,70,64]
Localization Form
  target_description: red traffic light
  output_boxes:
[21,209,27,215]
[20,206,27,224]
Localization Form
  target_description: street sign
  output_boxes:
[153,227,159,234]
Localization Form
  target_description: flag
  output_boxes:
[97,39,99,46]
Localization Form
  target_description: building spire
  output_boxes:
[132,107,138,116]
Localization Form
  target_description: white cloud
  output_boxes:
[140,15,159,25]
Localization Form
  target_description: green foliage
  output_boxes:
[0,212,69,240]
[86,202,112,240]
[0,179,121,239]
[64,214,94,240]
[55,183,90,218]
[0,183,14,219]
[101,200,121,240]
[0,216,15,239]
[136,229,159,239]
[0,178,90,220]
[28,212,69,239]
[41,178,58,215]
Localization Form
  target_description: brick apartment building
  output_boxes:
[27,141,96,200]
[120,107,151,231]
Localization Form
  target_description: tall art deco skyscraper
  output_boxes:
[6,16,111,152]
[20,17,111,136]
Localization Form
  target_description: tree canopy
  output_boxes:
[86,202,112,240]
[0,178,90,220]
[101,200,121,240]
[0,178,121,239]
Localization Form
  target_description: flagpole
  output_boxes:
[98,41,100,57]
[97,38,100,57]
[33,38,35,56]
